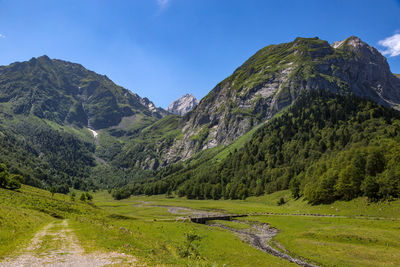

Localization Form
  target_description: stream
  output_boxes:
[135,202,319,266]
[208,220,318,267]
[88,129,98,144]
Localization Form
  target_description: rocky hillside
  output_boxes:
[164,36,400,162]
[0,55,166,130]
[124,90,400,202]
[0,56,168,190]
[167,94,198,116]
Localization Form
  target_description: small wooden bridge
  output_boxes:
[189,214,248,224]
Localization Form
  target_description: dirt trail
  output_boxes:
[0,220,136,267]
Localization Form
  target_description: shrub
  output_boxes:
[0,164,22,190]
[49,186,57,197]
[70,192,76,202]
[277,197,286,206]
[85,192,93,201]
[7,179,21,190]
[10,174,25,184]
[0,164,10,188]
[178,231,202,259]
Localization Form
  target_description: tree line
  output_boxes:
[114,90,400,203]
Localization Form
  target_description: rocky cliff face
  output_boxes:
[0,56,167,129]
[163,36,400,162]
[167,94,198,116]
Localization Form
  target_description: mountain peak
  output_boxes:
[166,35,400,162]
[332,36,376,53]
[0,56,167,129]
[38,55,52,61]
[167,94,198,116]
[29,55,52,64]
[332,36,363,49]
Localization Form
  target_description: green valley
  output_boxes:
[0,33,400,266]
[1,185,399,266]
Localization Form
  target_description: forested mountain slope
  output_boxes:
[160,36,400,164]
[117,91,400,203]
[117,36,400,170]
[0,56,167,191]
[0,117,95,191]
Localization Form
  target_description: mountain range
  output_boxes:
[0,36,399,202]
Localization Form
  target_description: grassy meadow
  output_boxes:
[92,190,400,266]
[0,185,399,266]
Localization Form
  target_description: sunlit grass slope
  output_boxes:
[93,190,400,266]
[0,186,294,266]
[1,184,399,266]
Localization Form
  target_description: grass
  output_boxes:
[0,202,52,258]
[97,189,400,219]
[71,213,293,266]
[244,215,400,266]
[1,185,399,266]
[0,186,293,266]
[70,190,294,266]
[0,186,66,258]
[33,223,66,256]
[92,190,400,266]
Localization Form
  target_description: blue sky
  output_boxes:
[0,0,399,108]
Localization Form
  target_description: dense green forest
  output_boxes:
[0,119,97,192]
[0,55,168,193]
[114,91,400,203]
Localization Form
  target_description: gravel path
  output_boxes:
[0,220,136,267]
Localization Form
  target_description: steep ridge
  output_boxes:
[120,90,400,202]
[163,36,400,163]
[0,55,166,130]
[66,36,400,173]
[0,56,167,190]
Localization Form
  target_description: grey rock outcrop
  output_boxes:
[163,36,400,163]
[167,94,199,116]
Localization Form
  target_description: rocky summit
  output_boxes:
[163,36,400,162]
[167,94,199,116]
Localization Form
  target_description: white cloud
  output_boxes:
[157,0,170,10]
[378,33,400,57]
[0,34,5,39]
